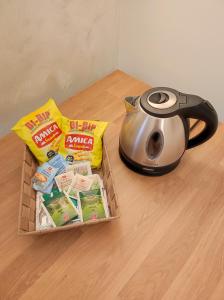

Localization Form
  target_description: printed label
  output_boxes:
[70,121,96,132]
[32,122,62,148]
[25,111,51,132]
[65,134,94,151]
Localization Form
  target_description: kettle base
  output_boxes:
[119,146,180,176]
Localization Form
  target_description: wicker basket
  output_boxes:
[18,142,119,235]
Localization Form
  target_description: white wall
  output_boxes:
[119,0,224,120]
[0,0,118,137]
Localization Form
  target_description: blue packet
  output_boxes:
[32,162,58,193]
[41,181,54,194]
[48,154,66,175]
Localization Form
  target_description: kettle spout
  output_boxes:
[124,96,139,113]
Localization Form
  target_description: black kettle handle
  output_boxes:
[180,95,218,149]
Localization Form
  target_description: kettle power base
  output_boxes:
[119,146,180,176]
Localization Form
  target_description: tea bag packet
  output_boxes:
[66,184,79,199]
[32,162,58,193]
[88,174,103,190]
[88,174,109,217]
[68,196,80,211]
[55,171,75,192]
[48,154,67,175]
[66,161,92,176]
[101,187,110,218]
[66,174,92,200]
[71,174,93,192]
[36,192,54,230]
[67,196,81,223]
[41,188,79,227]
[79,188,107,222]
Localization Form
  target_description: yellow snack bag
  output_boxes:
[58,117,108,168]
[12,99,62,163]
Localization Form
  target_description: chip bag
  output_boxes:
[12,99,62,163]
[58,117,108,168]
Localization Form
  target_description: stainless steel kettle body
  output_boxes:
[119,87,218,175]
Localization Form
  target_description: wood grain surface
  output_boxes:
[0,70,224,300]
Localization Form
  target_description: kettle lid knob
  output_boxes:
[147,90,177,109]
[140,87,179,115]
[148,92,169,104]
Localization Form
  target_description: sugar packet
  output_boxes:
[55,171,75,192]
[32,162,58,193]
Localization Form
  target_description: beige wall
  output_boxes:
[119,0,224,120]
[0,0,118,137]
[3,0,222,138]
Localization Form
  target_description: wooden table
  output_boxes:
[1,70,224,300]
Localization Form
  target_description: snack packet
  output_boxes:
[32,162,58,193]
[58,117,108,168]
[12,99,62,163]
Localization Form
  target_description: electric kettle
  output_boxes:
[119,87,218,175]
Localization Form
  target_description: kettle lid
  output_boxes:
[140,87,180,115]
